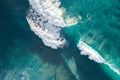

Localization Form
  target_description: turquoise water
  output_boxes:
[61,0,120,79]
[0,0,120,80]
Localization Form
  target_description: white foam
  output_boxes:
[26,0,78,49]
[77,40,105,63]
[26,0,67,49]
[65,16,78,25]
[27,18,66,49]
[77,40,120,75]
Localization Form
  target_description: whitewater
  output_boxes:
[77,40,120,75]
[26,0,120,78]
[26,0,78,49]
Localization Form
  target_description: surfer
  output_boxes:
[87,13,91,22]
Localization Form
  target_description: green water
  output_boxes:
[0,0,120,80]
[60,0,120,79]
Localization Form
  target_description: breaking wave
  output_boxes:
[77,40,105,63]
[26,0,78,49]
[77,40,120,75]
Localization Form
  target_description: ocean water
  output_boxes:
[0,0,120,80]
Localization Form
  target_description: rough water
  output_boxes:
[0,0,120,80]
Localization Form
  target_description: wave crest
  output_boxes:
[77,40,105,63]
[77,40,120,75]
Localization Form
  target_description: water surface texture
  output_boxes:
[0,0,120,80]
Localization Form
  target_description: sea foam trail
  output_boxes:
[77,40,120,75]
[26,0,78,49]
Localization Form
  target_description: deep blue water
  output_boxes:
[0,0,120,80]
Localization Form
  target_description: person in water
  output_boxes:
[78,13,91,25]
[87,13,91,21]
